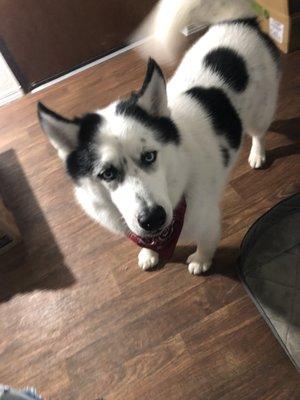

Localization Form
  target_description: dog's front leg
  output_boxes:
[187,206,221,275]
[138,248,159,271]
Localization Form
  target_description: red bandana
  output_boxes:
[127,198,187,260]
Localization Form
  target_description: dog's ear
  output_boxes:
[38,102,80,160]
[135,58,169,117]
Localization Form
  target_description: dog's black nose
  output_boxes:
[138,205,166,232]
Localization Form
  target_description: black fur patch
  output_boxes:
[77,113,102,144]
[66,113,102,180]
[204,47,249,92]
[218,18,281,67]
[220,146,230,166]
[185,87,242,149]
[116,100,180,145]
[67,147,97,179]
[220,17,259,28]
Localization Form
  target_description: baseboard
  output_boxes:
[0,88,23,107]
[32,38,150,94]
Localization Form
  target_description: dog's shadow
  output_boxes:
[0,150,76,303]
[152,244,240,281]
[263,117,300,168]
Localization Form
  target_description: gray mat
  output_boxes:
[238,193,300,370]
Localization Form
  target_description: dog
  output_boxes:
[38,0,280,274]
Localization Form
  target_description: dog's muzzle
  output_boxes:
[128,198,186,260]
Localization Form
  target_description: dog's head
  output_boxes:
[38,59,183,237]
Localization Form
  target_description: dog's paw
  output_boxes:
[187,252,211,275]
[138,248,159,271]
[248,152,266,169]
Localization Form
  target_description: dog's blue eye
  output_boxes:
[99,166,118,182]
[141,151,157,165]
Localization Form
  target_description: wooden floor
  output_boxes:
[0,48,299,400]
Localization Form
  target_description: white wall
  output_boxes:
[0,53,23,107]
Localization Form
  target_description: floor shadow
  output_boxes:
[171,244,240,281]
[264,118,300,168]
[0,149,76,302]
[212,245,240,280]
[264,142,300,168]
[270,117,300,141]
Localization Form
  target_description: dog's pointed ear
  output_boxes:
[135,58,169,116]
[38,102,80,160]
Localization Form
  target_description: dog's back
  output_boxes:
[169,17,280,136]
[145,0,280,171]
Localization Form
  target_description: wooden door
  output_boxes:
[0,0,157,92]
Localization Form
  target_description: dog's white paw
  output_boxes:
[187,252,211,275]
[138,248,159,271]
[248,152,266,169]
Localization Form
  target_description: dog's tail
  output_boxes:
[134,0,256,62]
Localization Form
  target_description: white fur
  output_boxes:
[138,248,159,271]
[39,0,280,274]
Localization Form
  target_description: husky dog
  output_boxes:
[38,0,280,274]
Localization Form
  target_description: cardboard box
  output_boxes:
[0,195,21,257]
[255,1,300,53]
[254,0,300,15]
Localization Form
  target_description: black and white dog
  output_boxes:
[38,0,280,274]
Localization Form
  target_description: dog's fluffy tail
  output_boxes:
[134,0,256,62]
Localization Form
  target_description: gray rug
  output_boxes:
[238,193,300,370]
